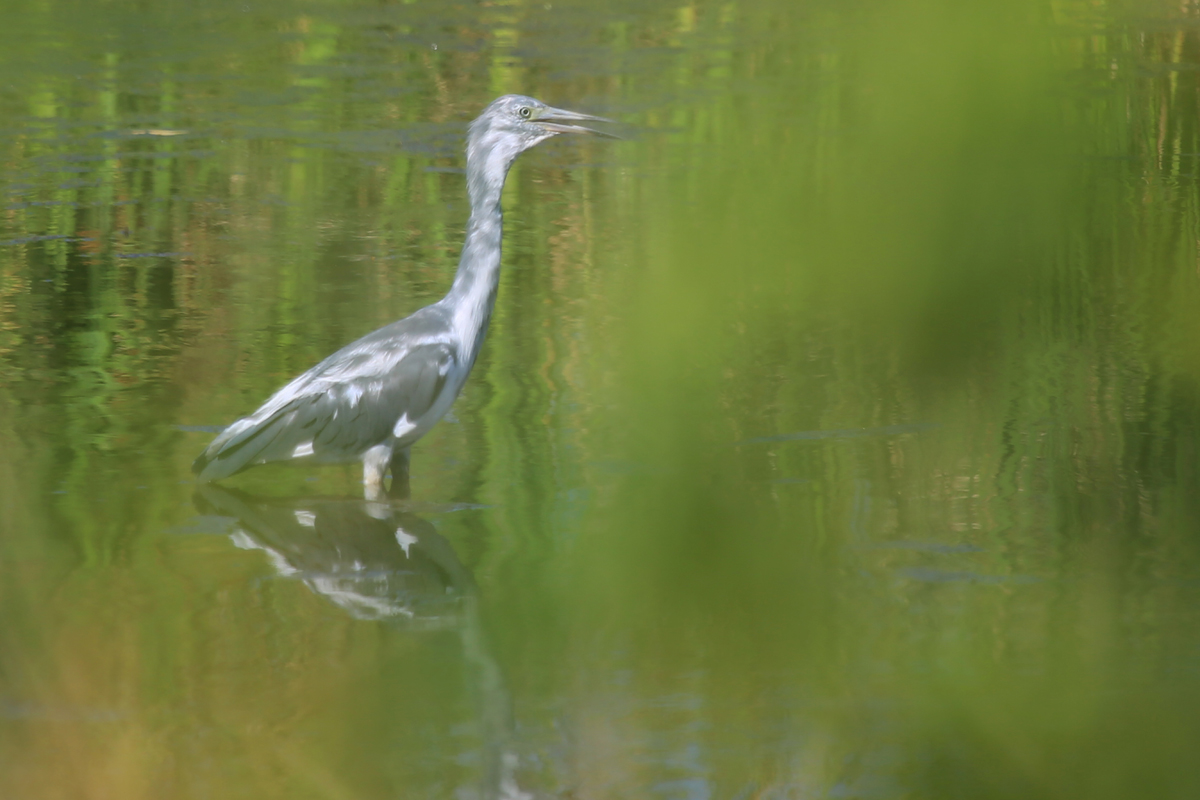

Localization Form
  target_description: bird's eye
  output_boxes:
[518,107,531,119]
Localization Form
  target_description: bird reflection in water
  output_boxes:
[193,485,529,800]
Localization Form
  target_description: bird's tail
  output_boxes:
[192,412,293,482]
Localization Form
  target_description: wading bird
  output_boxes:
[193,95,613,498]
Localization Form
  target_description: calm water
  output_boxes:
[3,0,1200,797]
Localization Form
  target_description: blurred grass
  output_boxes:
[560,0,1200,796]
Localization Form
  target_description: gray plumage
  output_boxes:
[193,95,612,496]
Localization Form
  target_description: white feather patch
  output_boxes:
[292,441,314,458]
[393,414,418,438]
[395,527,418,558]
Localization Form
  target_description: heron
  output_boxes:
[193,95,613,498]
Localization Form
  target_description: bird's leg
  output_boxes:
[362,444,393,501]
[387,447,411,500]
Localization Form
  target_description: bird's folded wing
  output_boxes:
[193,342,457,481]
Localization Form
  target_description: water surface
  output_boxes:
[3,0,1200,797]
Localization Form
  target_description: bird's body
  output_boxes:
[193,95,611,497]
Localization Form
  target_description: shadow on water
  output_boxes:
[192,486,528,800]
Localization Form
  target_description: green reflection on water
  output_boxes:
[2,0,1200,797]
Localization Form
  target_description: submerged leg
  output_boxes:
[388,447,411,499]
[362,444,393,502]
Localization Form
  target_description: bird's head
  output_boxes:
[467,94,614,168]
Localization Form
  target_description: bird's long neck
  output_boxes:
[443,140,514,366]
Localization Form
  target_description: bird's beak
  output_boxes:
[534,106,619,138]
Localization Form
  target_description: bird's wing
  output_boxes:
[193,341,457,482]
